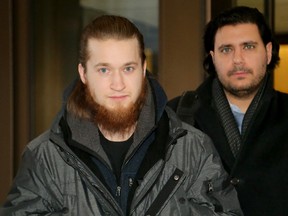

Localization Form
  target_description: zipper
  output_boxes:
[122,126,158,168]
[129,178,133,187]
[116,186,121,197]
[123,126,187,170]
[129,128,187,213]
[51,122,124,214]
[58,149,124,215]
[208,181,214,193]
[115,178,133,198]
[115,126,158,203]
[119,127,186,205]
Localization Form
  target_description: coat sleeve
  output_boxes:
[187,133,243,216]
[0,147,66,216]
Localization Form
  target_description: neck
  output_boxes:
[99,124,136,142]
[225,91,255,113]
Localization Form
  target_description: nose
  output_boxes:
[110,71,125,91]
[233,48,244,64]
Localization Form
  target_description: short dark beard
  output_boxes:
[84,78,148,135]
[224,82,260,98]
[224,66,265,98]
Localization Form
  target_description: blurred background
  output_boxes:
[0,0,287,204]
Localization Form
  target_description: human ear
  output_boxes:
[78,63,87,84]
[143,60,147,76]
[210,51,215,63]
[266,42,272,65]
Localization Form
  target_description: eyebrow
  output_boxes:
[217,44,232,50]
[93,61,139,68]
[94,63,109,67]
[217,41,258,50]
[123,62,138,66]
[242,41,258,46]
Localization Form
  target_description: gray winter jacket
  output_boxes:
[0,76,242,215]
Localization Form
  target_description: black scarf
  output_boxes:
[212,75,267,158]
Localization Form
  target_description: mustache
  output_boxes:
[228,66,252,76]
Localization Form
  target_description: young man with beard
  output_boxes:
[168,6,288,216]
[1,15,242,216]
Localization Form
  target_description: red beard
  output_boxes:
[84,78,147,135]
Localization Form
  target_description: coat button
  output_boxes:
[179,197,186,204]
[230,177,240,185]
[174,175,180,181]
[61,207,69,213]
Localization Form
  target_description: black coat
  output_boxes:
[168,75,288,216]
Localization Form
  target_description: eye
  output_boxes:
[244,44,255,50]
[124,66,134,72]
[221,47,232,54]
[98,67,108,74]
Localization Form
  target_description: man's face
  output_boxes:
[78,38,146,133]
[79,37,146,111]
[210,23,272,98]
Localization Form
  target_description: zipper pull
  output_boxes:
[208,181,214,193]
[116,186,121,197]
[129,178,133,187]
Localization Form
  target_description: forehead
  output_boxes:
[214,23,262,45]
[87,37,141,61]
[88,37,139,51]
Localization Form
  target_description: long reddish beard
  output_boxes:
[84,78,147,135]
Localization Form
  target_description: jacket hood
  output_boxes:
[50,73,168,164]
[146,73,168,121]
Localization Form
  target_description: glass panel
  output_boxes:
[275,0,288,34]
[80,0,159,74]
[274,45,288,93]
[235,0,264,13]
[31,0,81,136]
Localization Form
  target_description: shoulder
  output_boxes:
[167,91,198,111]
[181,121,215,155]
[167,96,181,111]
[276,90,288,101]
[166,107,216,155]
[272,91,288,114]
[22,130,62,167]
[27,130,51,150]
[25,130,54,156]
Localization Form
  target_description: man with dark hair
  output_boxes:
[169,6,288,216]
[0,15,242,215]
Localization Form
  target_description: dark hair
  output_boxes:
[203,6,280,76]
[79,15,146,69]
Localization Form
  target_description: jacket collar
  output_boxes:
[50,74,168,161]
